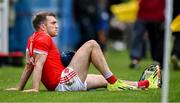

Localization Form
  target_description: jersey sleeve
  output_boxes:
[33,36,52,55]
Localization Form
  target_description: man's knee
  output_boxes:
[86,40,100,48]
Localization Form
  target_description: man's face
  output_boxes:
[44,16,58,37]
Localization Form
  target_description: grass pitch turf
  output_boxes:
[0,50,180,102]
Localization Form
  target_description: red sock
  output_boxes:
[106,75,117,84]
[138,80,149,88]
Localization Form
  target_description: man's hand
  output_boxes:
[6,88,19,91]
[23,89,39,92]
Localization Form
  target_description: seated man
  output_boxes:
[6,12,161,92]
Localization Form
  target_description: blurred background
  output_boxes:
[0,0,179,71]
[0,0,135,66]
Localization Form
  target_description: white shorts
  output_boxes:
[55,67,87,91]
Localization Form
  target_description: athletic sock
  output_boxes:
[103,72,117,84]
[106,75,117,84]
[138,80,149,88]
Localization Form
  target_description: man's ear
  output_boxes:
[39,24,46,31]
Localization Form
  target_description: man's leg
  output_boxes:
[68,40,114,83]
[147,22,164,68]
[68,40,149,90]
[86,74,107,89]
[171,33,180,70]
[129,20,146,68]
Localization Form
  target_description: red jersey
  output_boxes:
[26,31,65,91]
[138,0,165,21]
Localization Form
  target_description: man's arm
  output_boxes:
[6,52,33,91]
[6,63,33,91]
[18,63,33,90]
[23,53,47,92]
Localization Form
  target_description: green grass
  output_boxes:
[0,50,180,102]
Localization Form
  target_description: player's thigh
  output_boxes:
[68,40,97,81]
[69,41,92,68]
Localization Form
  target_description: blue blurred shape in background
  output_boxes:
[9,0,80,53]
